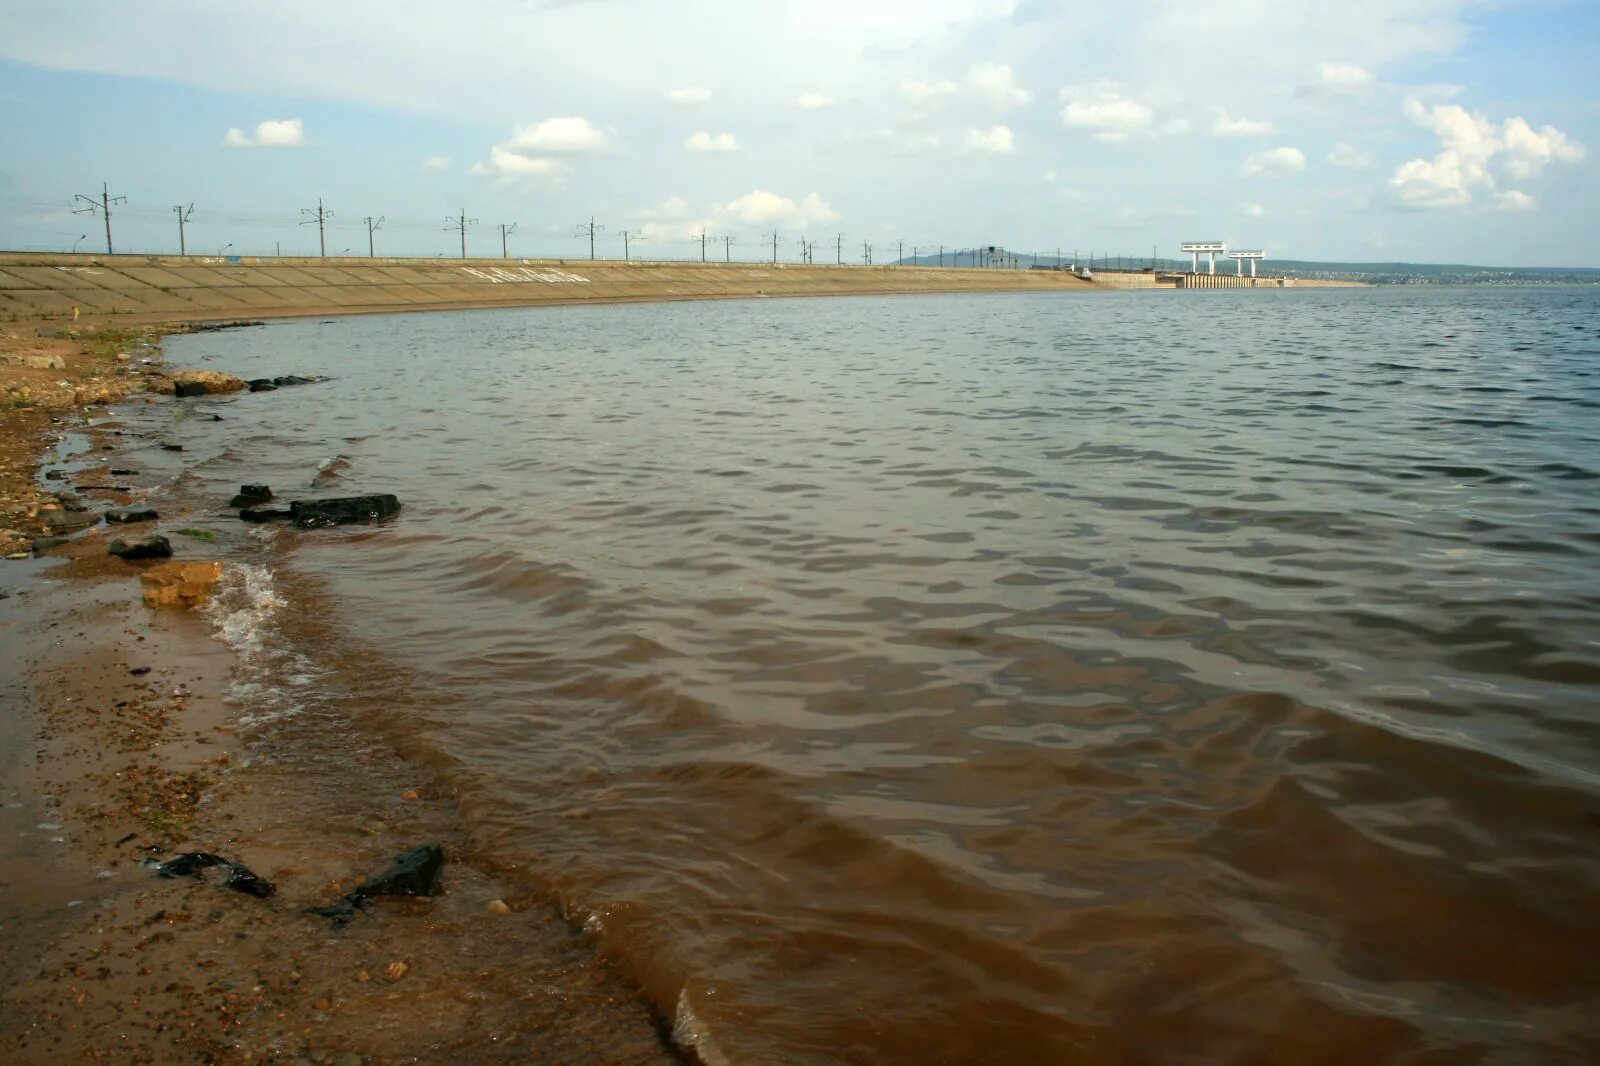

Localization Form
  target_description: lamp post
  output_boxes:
[72,234,86,253]
[217,243,233,257]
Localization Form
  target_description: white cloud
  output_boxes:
[633,196,690,219]
[664,86,713,106]
[1390,99,1583,209]
[1241,203,1265,218]
[1500,116,1584,179]
[900,78,958,107]
[966,63,1032,108]
[1496,189,1536,212]
[221,118,304,148]
[506,116,610,154]
[1042,169,1058,182]
[1211,110,1273,138]
[1242,146,1307,177]
[720,190,837,228]
[1318,62,1374,92]
[686,130,738,153]
[1058,87,1156,142]
[962,125,1015,154]
[1327,143,1372,169]
[794,92,838,110]
[421,154,450,172]
[469,145,564,183]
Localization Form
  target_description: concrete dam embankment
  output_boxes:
[0,253,1105,322]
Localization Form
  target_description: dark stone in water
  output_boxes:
[230,484,273,508]
[109,468,138,476]
[162,444,184,452]
[307,844,445,925]
[238,506,292,523]
[109,534,172,560]
[290,494,401,529]
[31,536,70,553]
[154,852,276,898]
[198,413,223,422]
[44,470,68,481]
[273,374,321,386]
[248,379,278,392]
[41,509,97,533]
[105,507,158,524]
[173,381,207,398]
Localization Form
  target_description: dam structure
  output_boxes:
[0,251,1358,322]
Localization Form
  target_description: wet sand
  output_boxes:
[0,318,681,1063]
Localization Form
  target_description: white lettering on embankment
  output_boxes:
[460,267,590,284]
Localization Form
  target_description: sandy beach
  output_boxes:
[0,314,682,1063]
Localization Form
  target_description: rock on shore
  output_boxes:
[153,370,248,396]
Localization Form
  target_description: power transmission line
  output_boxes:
[300,198,333,257]
[620,229,646,260]
[835,233,845,265]
[721,235,735,262]
[364,215,384,257]
[74,182,126,254]
[697,230,709,263]
[766,229,783,264]
[172,203,194,256]
[499,222,517,259]
[446,208,478,258]
[574,216,604,260]
[861,240,872,265]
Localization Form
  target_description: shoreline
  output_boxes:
[0,316,685,1062]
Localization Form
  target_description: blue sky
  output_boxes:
[0,0,1595,266]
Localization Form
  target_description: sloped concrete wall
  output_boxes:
[0,253,1098,321]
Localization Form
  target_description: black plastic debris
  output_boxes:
[307,843,445,925]
[154,852,276,898]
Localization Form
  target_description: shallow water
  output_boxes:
[158,287,1600,1063]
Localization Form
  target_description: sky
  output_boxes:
[0,0,1595,266]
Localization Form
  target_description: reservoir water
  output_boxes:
[153,287,1599,1063]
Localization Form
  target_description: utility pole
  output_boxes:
[862,240,871,265]
[767,229,782,263]
[499,222,517,259]
[896,239,905,266]
[620,229,646,260]
[172,203,194,256]
[446,208,478,258]
[722,235,735,262]
[574,216,604,260]
[300,198,332,257]
[74,182,126,254]
[698,230,709,262]
[363,215,384,257]
[835,233,845,265]
[939,245,944,267]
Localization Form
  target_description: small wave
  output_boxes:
[202,563,323,726]
[672,986,734,1066]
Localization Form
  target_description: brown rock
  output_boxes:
[486,899,511,915]
[156,370,248,395]
[399,789,420,801]
[383,961,408,983]
[140,561,223,607]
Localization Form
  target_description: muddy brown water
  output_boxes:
[65,288,1600,1062]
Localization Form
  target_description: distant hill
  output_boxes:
[893,251,1600,285]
